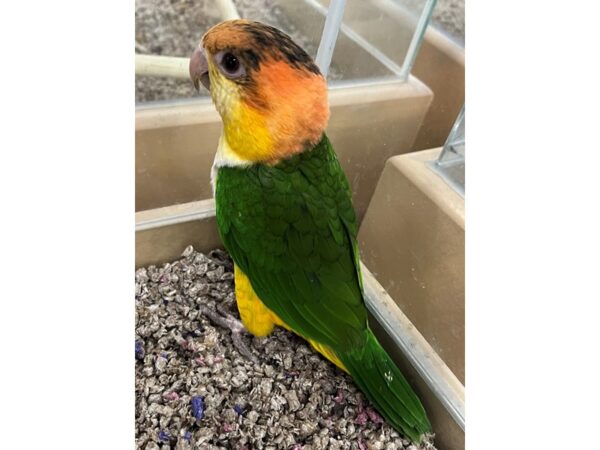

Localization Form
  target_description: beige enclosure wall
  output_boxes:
[358,149,465,383]
[136,79,433,223]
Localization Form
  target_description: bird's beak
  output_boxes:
[189,47,210,92]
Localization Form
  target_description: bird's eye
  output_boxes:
[223,53,239,72]
[216,51,246,79]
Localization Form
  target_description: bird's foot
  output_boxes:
[197,304,259,364]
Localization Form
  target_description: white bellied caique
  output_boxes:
[189,20,431,442]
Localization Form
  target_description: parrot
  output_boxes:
[189,19,432,442]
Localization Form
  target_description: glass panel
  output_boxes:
[430,105,465,196]
[439,104,465,162]
[135,0,436,105]
[323,0,437,82]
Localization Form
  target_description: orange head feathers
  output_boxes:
[190,20,329,164]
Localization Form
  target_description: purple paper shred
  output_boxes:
[333,389,344,404]
[163,391,179,401]
[366,407,384,424]
[158,430,170,442]
[183,431,192,441]
[355,410,368,426]
[191,395,205,420]
[135,340,144,360]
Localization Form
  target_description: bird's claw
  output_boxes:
[197,304,259,364]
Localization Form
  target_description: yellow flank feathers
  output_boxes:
[234,265,275,336]
[308,340,348,373]
[234,265,348,372]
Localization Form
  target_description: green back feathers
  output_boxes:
[216,134,366,350]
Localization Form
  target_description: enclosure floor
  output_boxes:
[136,246,436,450]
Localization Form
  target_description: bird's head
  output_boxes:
[190,20,329,164]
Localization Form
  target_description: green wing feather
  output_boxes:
[215,134,431,441]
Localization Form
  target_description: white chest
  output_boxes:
[211,135,252,196]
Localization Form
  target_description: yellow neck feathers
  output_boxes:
[223,100,275,162]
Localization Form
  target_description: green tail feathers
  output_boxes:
[338,329,431,442]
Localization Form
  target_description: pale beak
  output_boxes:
[189,47,210,92]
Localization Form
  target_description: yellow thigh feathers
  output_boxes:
[234,265,347,372]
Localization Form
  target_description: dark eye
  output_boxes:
[216,51,246,79]
[222,53,239,73]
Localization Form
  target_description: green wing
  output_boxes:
[215,134,367,350]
